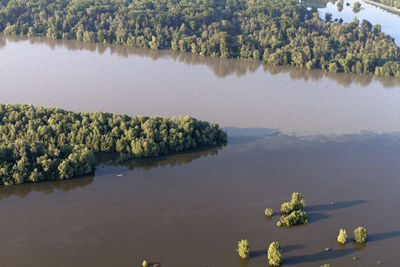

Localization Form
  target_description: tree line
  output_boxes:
[0,0,399,76]
[0,104,227,185]
[370,0,400,8]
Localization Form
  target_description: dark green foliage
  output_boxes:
[0,104,226,155]
[354,226,367,243]
[0,0,399,76]
[279,210,308,227]
[0,104,227,185]
[280,192,305,214]
[0,140,95,185]
[353,1,362,12]
[280,201,294,214]
[291,192,305,210]
[278,192,308,227]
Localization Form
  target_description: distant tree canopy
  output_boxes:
[0,0,399,77]
[371,0,400,8]
[0,104,227,185]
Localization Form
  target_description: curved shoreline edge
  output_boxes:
[363,0,400,14]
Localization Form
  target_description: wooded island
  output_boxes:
[0,0,399,76]
[0,104,227,185]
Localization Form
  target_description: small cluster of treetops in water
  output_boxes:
[0,0,400,77]
[0,104,227,185]
[234,192,368,265]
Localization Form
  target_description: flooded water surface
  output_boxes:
[0,29,400,267]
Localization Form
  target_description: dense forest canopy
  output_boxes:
[0,0,399,76]
[0,104,227,185]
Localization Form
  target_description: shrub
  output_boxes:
[321,265,331,267]
[280,210,308,227]
[337,229,347,244]
[268,242,282,266]
[291,192,305,210]
[142,260,148,267]
[280,202,294,214]
[276,221,284,227]
[236,239,250,259]
[354,227,367,243]
[265,208,273,217]
[280,192,306,214]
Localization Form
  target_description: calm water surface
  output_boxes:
[0,32,400,267]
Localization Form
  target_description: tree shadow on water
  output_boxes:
[249,244,305,259]
[283,248,355,265]
[282,244,306,253]
[305,200,367,212]
[368,231,400,243]
[283,231,400,265]
[249,250,266,258]
[307,212,331,224]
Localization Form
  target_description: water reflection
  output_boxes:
[0,176,94,200]
[0,145,223,199]
[2,34,400,88]
[96,145,223,171]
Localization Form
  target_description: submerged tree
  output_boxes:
[265,208,274,217]
[236,239,250,259]
[268,242,282,266]
[337,229,348,244]
[354,227,367,243]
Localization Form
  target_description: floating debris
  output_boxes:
[324,247,332,252]
[117,174,123,177]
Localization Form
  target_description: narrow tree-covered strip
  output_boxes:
[0,0,399,76]
[0,104,227,185]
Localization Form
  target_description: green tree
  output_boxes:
[268,242,282,266]
[337,229,347,244]
[354,227,367,243]
[236,239,250,259]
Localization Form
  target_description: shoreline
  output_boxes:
[363,0,400,14]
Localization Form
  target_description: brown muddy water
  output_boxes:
[0,35,400,266]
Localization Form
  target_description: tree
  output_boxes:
[325,13,332,22]
[268,242,282,266]
[236,239,250,259]
[337,229,347,244]
[291,192,305,210]
[265,208,273,216]
[354,227,367,243]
